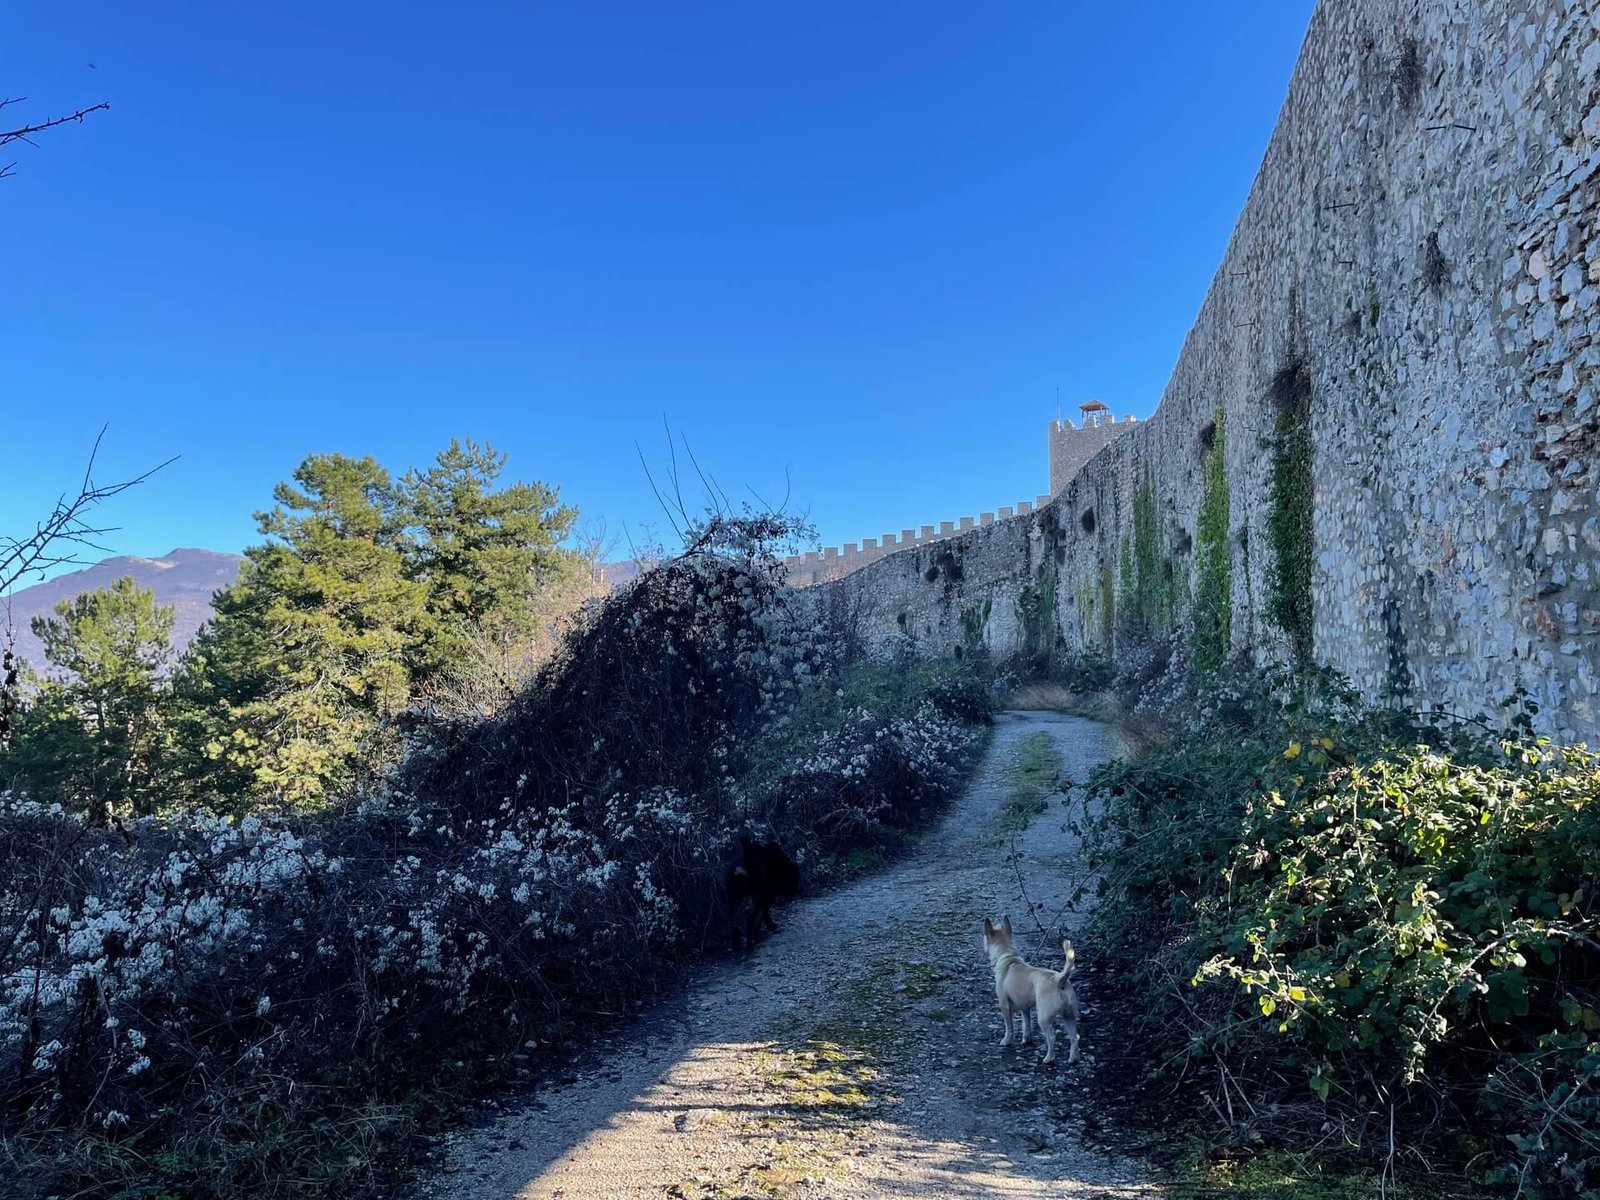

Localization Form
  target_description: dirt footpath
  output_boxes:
[417,711,1156,1200]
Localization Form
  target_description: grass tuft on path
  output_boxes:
[997,730,1062,834]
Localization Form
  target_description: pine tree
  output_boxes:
[166,443,585,808]
[394,438,581,682]
[179,454,427,807]
[0,577,173,820]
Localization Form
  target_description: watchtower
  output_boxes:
[1048,401,1138,495]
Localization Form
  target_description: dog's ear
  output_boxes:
[1001,915,1013,936]
[983,917,995,936]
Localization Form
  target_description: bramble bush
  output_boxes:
[0,516,987,1198]
[1082,669,1600,1197]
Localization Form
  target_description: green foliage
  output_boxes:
[1074,576,1096,642]
[1117,533,1135,634]
[1118,474,1177,644]
[960,596,993,651]
[393,438,580,683]
[1266,364,1315,662]
[1015,572,1057,669]
[1202,738,1600,1190]
[1170,1146,1428,1200]
[1084,675,1600,1195]
[169,442,583,810]
[997,730,1059,833]
[1,518,988,1200]
[1190,408,1232,675]
[735,649,993,876]
[1098,555,1115,650]
[1,578,173,821]
[175,454,427,806]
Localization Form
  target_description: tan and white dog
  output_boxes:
[982,916,1080,1065]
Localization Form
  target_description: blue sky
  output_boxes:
[4,1,1316,576]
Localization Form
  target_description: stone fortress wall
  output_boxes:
[786,405,1139,586]
[1048,406,1138,494]
[783,495,1054,586]
[816,0,1600,744]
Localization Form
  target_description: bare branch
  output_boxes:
[678,432,733,515]
[0,100,110,150]
[0,426,176,594]
[634,440,686,543]
[0,98,109,181]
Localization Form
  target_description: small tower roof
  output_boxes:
[1079,400,1110,412]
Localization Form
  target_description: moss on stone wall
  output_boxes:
[1099,555,1115,650]
[1191,408,1232,675]
[1116,533,1136,638]
[1266,362,1315,663]
[1137,474,1176,636]
[1116,475,1178,645]
[1016,572,1058,666]
[960,597,992,651]
[1074,576,1093,634]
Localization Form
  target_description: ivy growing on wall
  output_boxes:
[1265,362,1314,663]
[1116,475,1177,644]
[1190,407,1232,676]
[1117,533,1136,637]
[960,596,992,651]
[1016,571,1058,668]
[1098,555,1115,650]
[1075,576,1095,639]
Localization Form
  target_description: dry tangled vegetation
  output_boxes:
[0,514,992,1199]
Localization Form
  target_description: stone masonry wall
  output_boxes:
[1048,413,1138,495]
[782,495,1053,585]
[821,0,1600,743]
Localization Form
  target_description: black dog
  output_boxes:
[725,837,801,953]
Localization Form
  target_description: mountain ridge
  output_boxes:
[2,548,244,671]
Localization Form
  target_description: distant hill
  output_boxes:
[596,559,644,590]
[1,551,650,672]
[2,549,243,671]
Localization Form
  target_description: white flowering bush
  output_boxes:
[0,515,988,1198]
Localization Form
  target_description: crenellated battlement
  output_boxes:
[782,495,1053,586]
[787,401,1141,588]
[1049,402,1138,496]
[803,0,1600,743]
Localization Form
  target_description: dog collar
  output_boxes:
[993,951,1022,975]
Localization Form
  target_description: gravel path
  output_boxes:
[417,711,1156,1200]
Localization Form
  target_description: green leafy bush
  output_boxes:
[1083,675,1600,1196]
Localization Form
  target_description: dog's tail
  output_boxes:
[1054,941,1076,987]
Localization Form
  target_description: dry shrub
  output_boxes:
[0,515,986,1198]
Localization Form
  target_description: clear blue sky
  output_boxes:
[4,1,1316,574]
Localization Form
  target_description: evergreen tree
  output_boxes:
[166,443,584,809]
[179,454,427,806]
[0,577,173,820]
[393,438,581,680]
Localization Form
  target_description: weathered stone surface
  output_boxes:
[822,0,1600,744]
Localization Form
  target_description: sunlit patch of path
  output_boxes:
[419,712,1156,1200]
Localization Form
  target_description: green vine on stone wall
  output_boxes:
[960,596,992,651]
[1116,533,1136,638]
[1123,473,1176,642]
[1075,576,1095,640]
[1098,555,1115,650]
[1016,571,1058,668]
[1265,361,1315,662]
[1191,407,1232,676]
